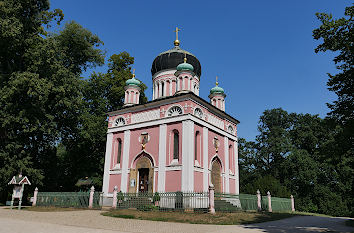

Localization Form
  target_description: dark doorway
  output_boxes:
[138,168,149,192]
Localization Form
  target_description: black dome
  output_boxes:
[151,46,202,78]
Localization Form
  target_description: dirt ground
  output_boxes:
[0,207,353,233]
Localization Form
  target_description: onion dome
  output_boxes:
[210,78,224,94]
[126,73,141,86]
[177,56,194,71]
[151,46,201,77]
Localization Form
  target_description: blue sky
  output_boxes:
[50,0,348,141]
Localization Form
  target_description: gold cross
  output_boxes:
[174,27,180,40]
[216,76,219,86]
[132,68,136,78]
[184,53,187,63]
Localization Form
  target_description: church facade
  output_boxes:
[102,33,239,202]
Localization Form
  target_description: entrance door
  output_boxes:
[211,159,222,193]
[138,168,149,192]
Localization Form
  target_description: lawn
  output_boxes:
[102,209,295,225]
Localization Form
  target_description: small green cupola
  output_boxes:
[177,56,194,72]
[210,85,224,94]
[209,76,226,111]
[125,73,141,86]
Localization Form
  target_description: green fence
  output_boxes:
[214,193,258,212]
[115,192,209,212]
[36,192,101,209]
[271,197,292,212]
[261,195,269,211]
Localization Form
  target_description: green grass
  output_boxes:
[102,209,296,225]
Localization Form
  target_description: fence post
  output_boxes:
[112,186,118,209]
[257,189,261,211]
[291,195,295,212]
[89,186,95,209]
[32,187,38,206]
[267,191,272,212]
[209,184,215,214]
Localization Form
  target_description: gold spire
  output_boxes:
[216,76,219,86]
[174,27,181,46]
[184,53,187,63]
[132,68,136,78]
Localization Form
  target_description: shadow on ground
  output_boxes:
[243,215,354,233]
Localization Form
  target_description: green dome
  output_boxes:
[126,77,141,86]
[210,85,224,94]
[177,62,194,71]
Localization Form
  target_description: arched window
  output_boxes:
[167,106,183,117]
[173,130,179,160]
[161,82,165,96]
[194,108,203,118]
[117,139,122,164]
[195,131,200,161]
[115,117,125,126]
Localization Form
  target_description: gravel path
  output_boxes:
[0,208,353,233]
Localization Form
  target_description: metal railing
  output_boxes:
[115,192,209,212]
[36,191,101,209]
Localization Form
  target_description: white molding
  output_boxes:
[165,165,182,171]
[182,120,194,191]
[203,127,209,192]
[120,130,131,192]
[109,170,122,175]
[108,114,237,141]
[102,133,113,195]
[224,136,230,193]
[194,167,204,173]
[158,124,167,192]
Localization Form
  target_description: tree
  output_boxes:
[60,52,148,190]
[313,4,354,216]
[0,0,104,201]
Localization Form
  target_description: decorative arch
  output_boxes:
[130,150,156,169]
[166,105,183,117]
[114,116,126,127]
[209,154,223,171]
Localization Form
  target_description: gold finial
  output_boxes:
[184,53,187,63]
[132,68,136,78]
[174,27,181,46]
[216,76,219,86]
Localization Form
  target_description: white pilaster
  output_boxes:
[102,133,114,195]
[169,81,172,96]
[158,82,162,98]
[158,124,167,192]
[203,127,209,192]
[120,130,131,192]
[182,77,185,90]
[132,92,136,104]
[234,139,239,194]
[163,80,167,97]
[136,92,139,104]
[176,78,179,92]
[152,82,155,100]
[187,78,190,91]
[182,120,194,191]
[224,136,230,193]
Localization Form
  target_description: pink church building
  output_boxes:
[102,34,239,204]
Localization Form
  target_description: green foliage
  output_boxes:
[242,175,290,198]
[0,0,148,203]
[153,192,161,202]
[240,108,353,217]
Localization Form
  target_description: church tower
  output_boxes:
[209,77,226,111]
[124,70,141,106]
[151,27,201,99]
